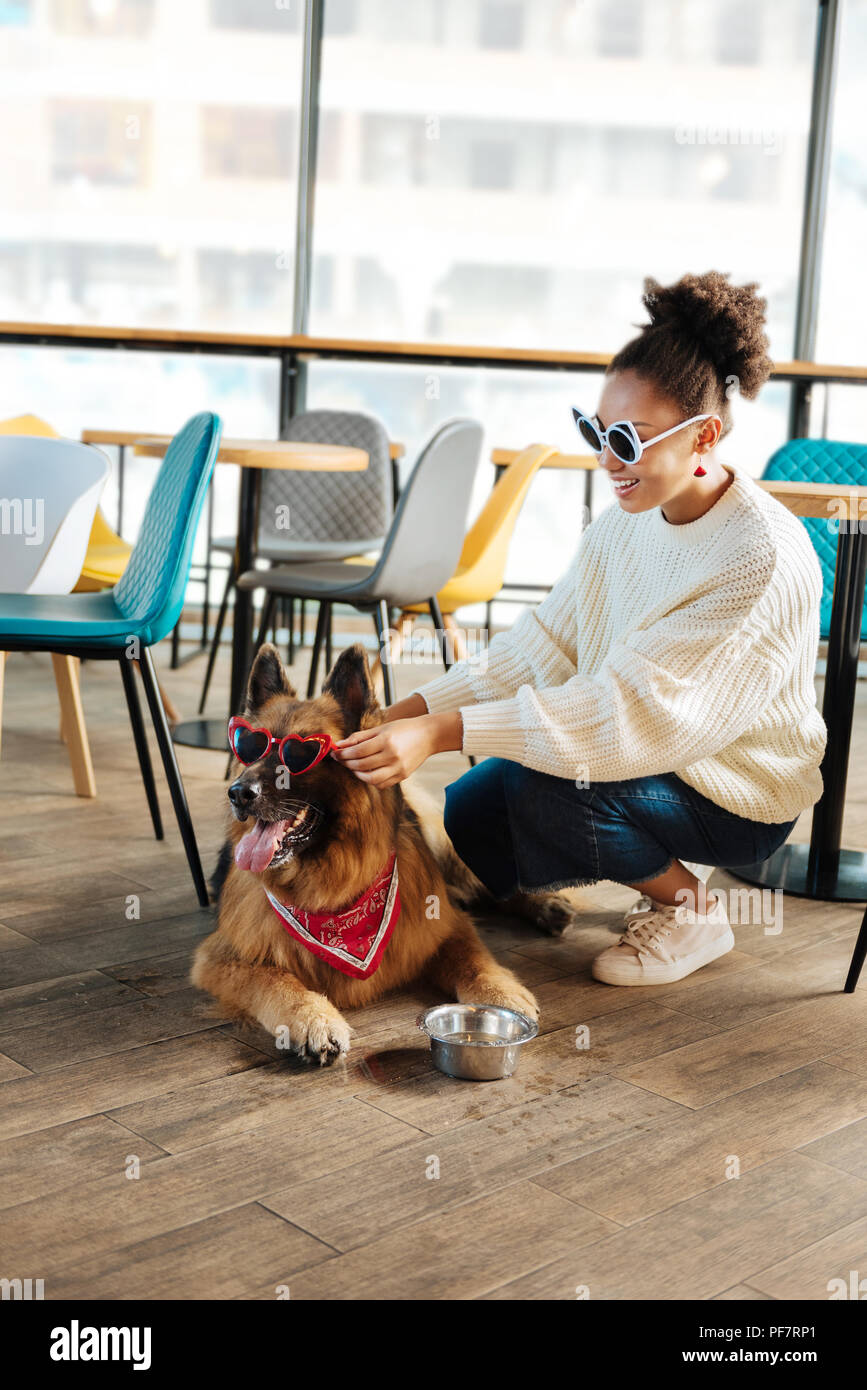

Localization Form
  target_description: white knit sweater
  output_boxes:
[413,466,827,824]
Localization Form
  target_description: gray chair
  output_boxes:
[236,418,484,704]
[200,409,393,711]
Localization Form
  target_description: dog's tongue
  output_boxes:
[235,819,289,873]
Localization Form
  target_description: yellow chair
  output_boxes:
[73,504,133,591]
[0,413,56,440]
[399,442,558,657]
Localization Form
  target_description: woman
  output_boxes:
[332,271,827,986]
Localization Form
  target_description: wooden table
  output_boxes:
[89,429,403,668]
[85,428,402,533]
[730,480,867,922]
[134,436,368,752]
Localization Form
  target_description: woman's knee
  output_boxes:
[443,757,508,848]
[499,760,595,823]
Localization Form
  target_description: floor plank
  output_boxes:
[0,1100,419,1272]
[611,991,867,1108]
[0,1114,165,1211]
[746,1213,867,1301]
[0,988,217,1073]
[281,1182,615,1301]
[533,1062,867,1223]
[261,1076,680,1251]
[0,1032,268,1142]
[481,1154,867,1300]
[47,1204,335,1301]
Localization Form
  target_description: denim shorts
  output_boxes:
[443,757,797,898]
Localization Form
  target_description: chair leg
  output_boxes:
[156,676,181,725]
[441,610,468,662]
[199,562,234,715]
[371,610,412,701]
[255,592,278,651]
[428,599,475,766]
[845,907,867,992]
[428,596,451,673]
[287,595,296,666]
[374,599,397,706]
[138,646,209,907]
[51,653,97,798]
[119,655,163,840]
[306,601,330,697]
[201,485,214,651]
[325,602,334,672]
[57,655,85,742]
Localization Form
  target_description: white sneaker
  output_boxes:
[592,893,734,986]
[622,894,661,928]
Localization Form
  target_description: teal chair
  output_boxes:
[762,438,867,640]
[0,412,222,906]
[763,438,867,994]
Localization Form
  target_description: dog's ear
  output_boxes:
[322,643,379,731]
[245,643,296,714]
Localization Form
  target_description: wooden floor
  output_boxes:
[1,627,867,1302]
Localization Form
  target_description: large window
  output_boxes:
[51,0,156,37]
[51,100,151,186]
[208,0,301,33]
[479,2,525,52]
[0,1,303,330]
[311,0,818,355]
[816,0,867,371]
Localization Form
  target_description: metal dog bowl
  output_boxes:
[418,1003,538,1081]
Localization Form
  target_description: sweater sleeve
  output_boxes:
[409,547,581,714]
[457,560,794,782]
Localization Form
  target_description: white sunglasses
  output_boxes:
[572,406,720,466]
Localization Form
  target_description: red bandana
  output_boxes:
[265,853,400,979]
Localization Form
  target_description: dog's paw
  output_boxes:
[291,1007,352,1066]
[463,975,539,1024]
[505,890,578,937]
[534,895,579,936]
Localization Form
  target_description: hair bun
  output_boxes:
[640,271,772,400]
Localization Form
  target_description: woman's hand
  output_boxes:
[331,712,463,788]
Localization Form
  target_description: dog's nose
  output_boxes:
[228,779,260,815]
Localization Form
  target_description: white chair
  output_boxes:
[0,436,109,594]
[0,436,109,794]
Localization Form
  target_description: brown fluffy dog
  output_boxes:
[191,643,540,1064]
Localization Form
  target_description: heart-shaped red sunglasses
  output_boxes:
[228,717,334,775]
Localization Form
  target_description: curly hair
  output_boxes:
[607,271,773,437]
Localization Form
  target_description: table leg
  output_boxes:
[730,526,867,901]
[172,468,260,752]
[229,467,258,717]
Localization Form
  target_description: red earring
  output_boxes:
[694,463,707,477]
